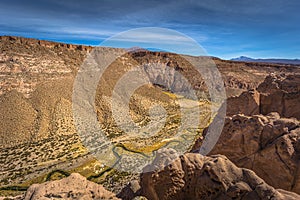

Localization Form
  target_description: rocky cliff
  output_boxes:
[120,150,300,200]
[193,74,300,194]
[227,74,300,119]
[193,113,300,193]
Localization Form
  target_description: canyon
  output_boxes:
[0,36,299,199]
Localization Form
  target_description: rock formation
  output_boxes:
[227,74,300,119]
[257,74,300,119]
[24,173,120,200]
[226,89,260,116]
[0,36,93,52]
[212,73,300,194]
[193,112,300,193]
[138,150,300,200]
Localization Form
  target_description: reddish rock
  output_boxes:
[226,74,300,119]
[193,113,300,193]
[227,89,260,116]
[24,173,120,200]
[257,74,300,119]
[140,150,300,200]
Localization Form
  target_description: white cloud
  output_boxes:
[57,27,118,37]
[107,28,207,45]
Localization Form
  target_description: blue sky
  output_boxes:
[0,0,299,59]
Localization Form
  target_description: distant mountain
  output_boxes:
[125,47,168,53]
[231,56,300,65]
[231,56,255,61]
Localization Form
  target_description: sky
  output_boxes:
[0,0,299,59]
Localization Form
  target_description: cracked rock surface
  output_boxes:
[24,173,120,200]
[193,112,300,193]
[139,150,300,200]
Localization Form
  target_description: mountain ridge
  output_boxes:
[231,56,300,65]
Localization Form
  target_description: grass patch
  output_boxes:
[121,140,167,154]
[162,91,177,99]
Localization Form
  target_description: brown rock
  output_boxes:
[140,150,300,200]
[257,74,300,119]
[226,74,300,119]
[193,113,300,193]
[227,89,260,116]
[24,173,120,200]
[117,180,142,200]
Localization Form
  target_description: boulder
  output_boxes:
[24,173,120,200]
[227,89,260,116]
[193,113,300,193]
[140,150,300,200]
[257,74,300,119]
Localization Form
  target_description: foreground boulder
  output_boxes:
[24,173,120,200]
[139,150,299,200]
[193,113,300,193]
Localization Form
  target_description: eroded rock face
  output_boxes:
[193,113,300,193]
[257,74,300,119]
[139,150,300,200]
[24,173,120,200]
[227,74,300,119]
[227,89,260,116]
[0,36,93,52]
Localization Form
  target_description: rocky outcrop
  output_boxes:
[117,180,142,200]
[24,173,120,200]
[193,113,300,193]
[227,89,260,116]
[227,74,300,119]
[257,74,300,119]
[224,75,256,91]
[138,150,300,200]
[0,36,92,52]
[194,73,300,194]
